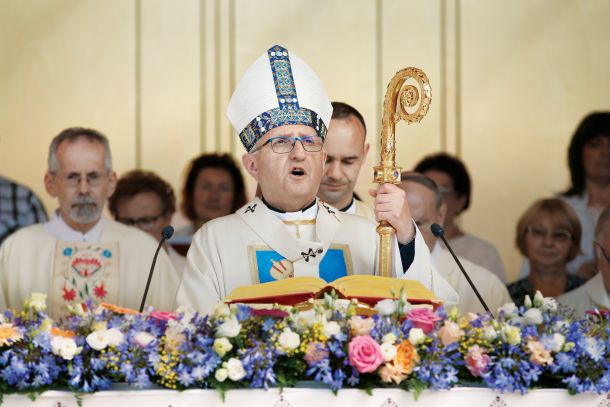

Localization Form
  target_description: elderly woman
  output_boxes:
[414,153,506,282]
[560,112,610,279]
[174,153,247,243]
[508,198,586,306]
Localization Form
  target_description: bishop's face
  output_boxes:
[243,124,326,212]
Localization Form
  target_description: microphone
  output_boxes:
[430,223,491,314]
[139,225,174,312]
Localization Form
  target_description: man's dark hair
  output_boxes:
[563,112,610,197]
[413,152,471,212]
[331,101,367,135]
[108,170,175,218]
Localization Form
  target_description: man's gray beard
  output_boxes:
[69,197,101,224]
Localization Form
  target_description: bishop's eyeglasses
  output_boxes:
[251,135,324,154]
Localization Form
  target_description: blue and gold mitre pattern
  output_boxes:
[239,45,328,152]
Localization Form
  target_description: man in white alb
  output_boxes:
[0,128,179,318]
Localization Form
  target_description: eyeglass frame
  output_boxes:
[117,212,167,230]
[51,171,110,188]
[525,225,572,243]
[249,135,324,154]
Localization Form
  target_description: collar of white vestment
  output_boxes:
[44,210,105,242]
[237,197,340,268]
[261,197,318,221]
[339,197,357,214]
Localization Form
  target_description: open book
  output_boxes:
[224,275,441,307]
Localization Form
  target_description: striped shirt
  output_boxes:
[0,176,48,246]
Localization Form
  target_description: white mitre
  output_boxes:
[226,44,333,152]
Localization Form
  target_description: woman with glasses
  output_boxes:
[507,198,585,306]
[108,170,185,274]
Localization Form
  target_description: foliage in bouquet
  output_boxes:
[0,294,64,397]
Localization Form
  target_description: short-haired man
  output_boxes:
[109,170,186,274]
[176,45,458,315]
[1,176,48,245]
[559,205,610,317]
[0,128,179,318]
[399,172,510,315]
[317,102,374,221]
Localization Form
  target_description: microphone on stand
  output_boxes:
[140,225,174,312]
[430,223,491,314]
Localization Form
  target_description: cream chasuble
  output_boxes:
[0,219,179,319]
[175,198,458,315]
[559,272,610,319]
[432,244,510,316]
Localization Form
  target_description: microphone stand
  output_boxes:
[431,223,491,314]
[140,226,174,312]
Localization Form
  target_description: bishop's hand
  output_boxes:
[369,183,415,244]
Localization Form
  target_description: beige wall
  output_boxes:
[1,0,609,281]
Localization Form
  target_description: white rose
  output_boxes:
[375,299,397,316]
[498,302,518,318]
[86,330,109,351]
[226,358,247,381]
[296,309,317,327]
[105,328,124,346]
[213,337,234,357]
[25,292,47,312]
[134,331,155,348]
[278,328,301,351]
[215,317,241,338]
[523,308,543,325]
[408,328,426,345]
[544,333,565,353]
[380,342,397,362]
[51,336,82,361]
[323,321,341,339]
[382,333,397,344]
[482,325,498,341]
[215,368,228,382]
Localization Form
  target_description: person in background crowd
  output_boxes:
[508,198,585,307]
[399,172,510,315]
[0,127,178,318]
[317,101,374,221]
[414,153,507,282]
[559,112,610,279]
[173,153,247,244]
[108,170,185,275]
[559,205,610,318]
[1,176,48,246]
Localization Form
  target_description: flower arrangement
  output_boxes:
[0,291,608,400]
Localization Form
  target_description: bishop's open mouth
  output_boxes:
[291,167,306,177]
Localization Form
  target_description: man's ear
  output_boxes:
[106,171,117,198]
[456,194,468,214]
[242,153,259,181]
[438,202,448,226]
[44,172,57,198]
[363,142,370,158]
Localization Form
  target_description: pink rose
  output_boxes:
[348,335,384,373]
[465,345,491,377]
[150,311,178,322]
[406,308,441,334]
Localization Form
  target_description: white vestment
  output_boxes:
[449,233,507,283]
[558,272,610,319]
[432,243,511,316]
[0,219,179,318]
[175,198,458,315]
